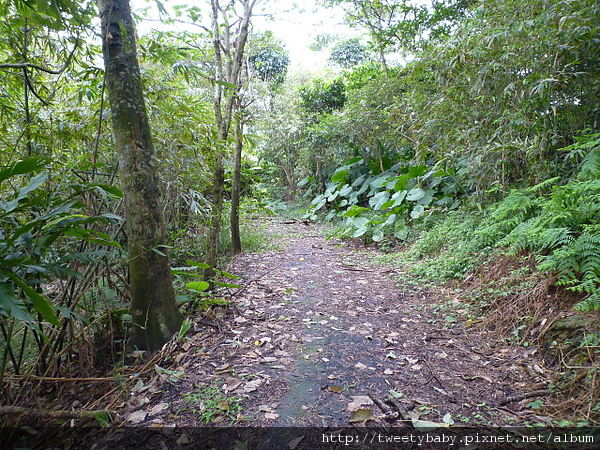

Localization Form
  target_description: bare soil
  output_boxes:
[146,218,552,428]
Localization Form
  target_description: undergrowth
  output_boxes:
[179,381,244,425]
[384,133,600,424]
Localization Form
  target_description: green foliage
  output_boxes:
[329,37,370,68]
[0,159,122,331]
[299,78,347,118]
[405,212,486,281]
[398,0,600,192]
[324,0,471,54]
[249,48,290,86]
[304,152,461,243]
[180,381,243,424]
[403,136,600,313]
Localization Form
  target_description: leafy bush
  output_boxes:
[406,212,486,281]
[0,158,123,379]
[406,134,600,311]
[303,153,461,243]
[0,159,121,329]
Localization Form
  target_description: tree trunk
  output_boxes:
[97,0,183,351]
[205,0,256,277]
[316,154,326,193]
[378,45,390,78]
[230,112,243,255]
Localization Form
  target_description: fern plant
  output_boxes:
[480,135,600,312]
[538,227,600,312]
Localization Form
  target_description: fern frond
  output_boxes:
[576,134,600,181]
[573,292,600,313]
[524,176,561,194]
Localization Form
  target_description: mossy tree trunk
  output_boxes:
[97,0,183,351]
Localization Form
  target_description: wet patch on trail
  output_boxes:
[155,218,551,428]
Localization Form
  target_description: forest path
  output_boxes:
[161,218,546,428]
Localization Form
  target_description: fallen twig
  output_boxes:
[0,406,117,420]
[499,389,553,406]
[3,375,114,383]
[423,358,445,389]
[368,393,399,422]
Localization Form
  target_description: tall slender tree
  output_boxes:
[205,0,257,269]
[97,0,183,351]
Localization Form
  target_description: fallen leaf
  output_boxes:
[127,410,147,424]
[217,401,229,412]
[265,412,279,420]
[288,435,305,449]
[243,379,263,393]
[347,396,373,412]
[258,405,273,412]
[223,380,243,392]
[384,369,394,375]
[214,364,234,375]
[411,418,449,432]
[131,380,145,394]
[260,357,277,363]
[434,351,448,359]
[386,352,398,360]
[149,402,169,416]
[355,362,367,370]
[349,408,375,423]
[176,433,190,444]
[389,390,403,399]
[329,386,343,393]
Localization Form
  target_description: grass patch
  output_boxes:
[179,381,244,425]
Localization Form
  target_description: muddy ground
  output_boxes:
[136,218,553,430]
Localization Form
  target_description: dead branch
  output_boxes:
[3,375,114,382]
[0,406,117,420]
[368,393,399,422]
[423,358,445,389]
[499,389,553,406]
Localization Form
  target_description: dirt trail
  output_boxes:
[164,218,547,428]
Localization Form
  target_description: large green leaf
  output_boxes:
[338,184,353,197]
[395,222,409,240]
[407,188,427,201]
[185,260,211,269]
[0,282,35,323]
[3,172,48,213]
[343,205,368,217]
[9,274,59,326]
[369,191,391,210]
[408,165,429,178]
[186,281,210,292]
[0,158,48,183]
[382,190,407,209]
[331,169,349,183]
